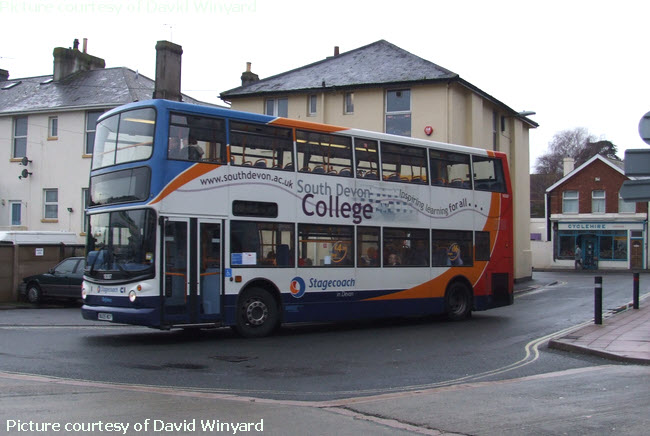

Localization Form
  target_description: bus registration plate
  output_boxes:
[98,313,113,321]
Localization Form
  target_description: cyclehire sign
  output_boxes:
[559,222,644,230]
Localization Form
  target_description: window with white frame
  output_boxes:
[385,89,411,136]
[308,94,317,116]
[344,92,354,114]
[592,190,605,213]
[82,188,89,233]
[265,97,288,117]
[48,116,58,139]
[85,110,103,155]
[10,201,21,226]
[43,189,58,220]
[562,190,578,214]
[619,191,636,213]
[13,116,27,158]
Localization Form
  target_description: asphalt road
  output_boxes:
[0,271,646,401]
[1,271,649,435]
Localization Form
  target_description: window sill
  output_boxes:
[47,136,58,141]
[41,219,59,223]
[82,154,92,159]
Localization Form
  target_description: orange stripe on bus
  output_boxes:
[270,117,348,132]
[149,164,218,205]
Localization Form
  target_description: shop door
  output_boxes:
[583,236,598,270]
[162,218,222,325]
[630,239,643,269]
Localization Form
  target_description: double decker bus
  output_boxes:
[81,99,513,337]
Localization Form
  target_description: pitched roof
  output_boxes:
[221,40,458,98]
[546,154,628,193]
[0,67,205,115]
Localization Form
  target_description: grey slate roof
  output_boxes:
[0,67,204,115]
[221,40,459,98]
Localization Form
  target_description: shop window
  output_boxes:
[557,234,576,259]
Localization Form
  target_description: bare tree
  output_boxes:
[535,128,620,175]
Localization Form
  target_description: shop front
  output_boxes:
[553,222,646,270]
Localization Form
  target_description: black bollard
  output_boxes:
[633,273,639,310]
[595,276,602,325]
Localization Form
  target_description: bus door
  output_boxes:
[162,218,222,325]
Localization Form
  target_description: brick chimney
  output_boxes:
[240,62,259,86]
[334,46,340,56]
[563,157,575,177]
[0,69,8,82]
[53,39,105,81]
[153,40,183,101]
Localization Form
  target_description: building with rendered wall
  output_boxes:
[0,40,203,244]
[221,40,538,280]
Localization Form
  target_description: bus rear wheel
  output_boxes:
[235,288,279,338]
[445,281,472,321]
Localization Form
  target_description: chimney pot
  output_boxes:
[246,62,251,72]
[83,38,88,53]
[334,46,339,56]
[73,39,80,50]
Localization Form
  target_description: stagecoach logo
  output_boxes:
[103,273,112,279]
[447,243,461,262]
[289,277,306,299]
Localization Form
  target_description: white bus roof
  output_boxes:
[0,231,80,245]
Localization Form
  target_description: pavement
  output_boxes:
[515,277,650,365]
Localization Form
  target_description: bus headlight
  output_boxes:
[129,290,137,302]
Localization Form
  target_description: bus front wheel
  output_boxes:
[445,281,472,321]
[235,288,279,338]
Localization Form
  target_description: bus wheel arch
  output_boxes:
[234,280,282,338]
[444,277,473,321]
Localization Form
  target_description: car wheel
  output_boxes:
[445,281,472,321]
[235,287,279,338]
[26,284,42,305]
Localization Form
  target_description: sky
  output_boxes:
[2,0,649,171]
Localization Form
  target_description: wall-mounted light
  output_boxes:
[67,207,74,213]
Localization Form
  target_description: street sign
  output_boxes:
[639,111,650,145]
[620,179,650,201]
[624,149,650,176]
